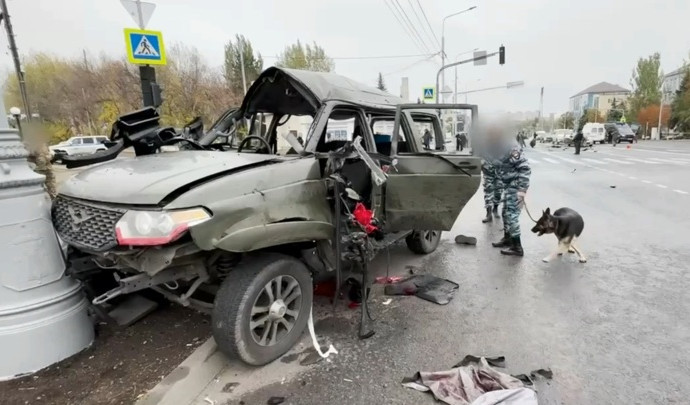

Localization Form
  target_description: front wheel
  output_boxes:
[212,253,313,366]
[406,230,442,254]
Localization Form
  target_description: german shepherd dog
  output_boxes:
[531,207,587,263]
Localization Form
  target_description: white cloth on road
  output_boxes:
[470,388,538,405]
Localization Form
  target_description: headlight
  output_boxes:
[115,208,211,246]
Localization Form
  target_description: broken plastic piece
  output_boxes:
[353,203,377,234]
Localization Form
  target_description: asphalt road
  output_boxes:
[183,140,690,405]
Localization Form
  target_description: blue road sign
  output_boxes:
[124,28,166,65]
[423,87,435,100]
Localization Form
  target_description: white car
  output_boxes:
[49,136,109,163]
[582,123,606,144]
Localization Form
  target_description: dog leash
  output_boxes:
[522,196,539,223]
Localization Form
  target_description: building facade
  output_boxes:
[569,82,630,118]
[662,67,688,102]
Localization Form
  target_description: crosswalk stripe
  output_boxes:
[674,189,689,195]
[554,156,582,165]
[582,158,607,165]
[625,158,660,164]
[542,157,559,164]
[528,158,540,164]
[603,158,632,165]
[649,158,688,165]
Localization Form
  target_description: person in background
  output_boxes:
[573,130,584,155]
[456,132,468,152]
[423,129,432,150]
[529,132,537,148]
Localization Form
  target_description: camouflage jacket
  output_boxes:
[498,144,531,191]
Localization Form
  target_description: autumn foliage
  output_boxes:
[637,105,670,133]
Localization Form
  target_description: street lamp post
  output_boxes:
[441,6,477,103]
[454,48,479,103]
[657,80,667,141]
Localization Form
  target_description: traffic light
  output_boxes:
[499,45,505,65]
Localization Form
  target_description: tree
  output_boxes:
[628,53,663,119]
[669,69,690,132]
[376,72,386,91]
[607,98,625,122]
[637,104,670,137]
[223,34,263,96]
[4,45,236,144]
[276,40,334,72]
[558,112,574,129]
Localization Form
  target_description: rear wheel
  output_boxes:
[406,230,442,254]
[212,253,313,366]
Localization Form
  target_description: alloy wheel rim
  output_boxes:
[249,275,302,346]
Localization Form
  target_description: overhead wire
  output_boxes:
[262,53,436,60]
[391,0,433,53]
[415,0,441,49]
[384,0,428,54]
[408,0,440,50]
[382,52,438,76]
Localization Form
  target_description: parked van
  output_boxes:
[582,123,606,144]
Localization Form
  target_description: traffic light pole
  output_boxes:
[0,0,32,121]
[435,50,500,104]
[139,65,156,107]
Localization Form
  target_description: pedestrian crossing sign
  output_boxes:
[124,28,166,65]
[423,87,435,100]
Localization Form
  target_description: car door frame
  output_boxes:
[383,103,481,232]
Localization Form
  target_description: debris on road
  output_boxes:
[402,355,550,405]
[610,185,617,188]
[307,307,338,360]
[454,234,478,245]
[267,396,286,405]
[382,298,393,306]
[374,276,404,284]
[384,275,459,305]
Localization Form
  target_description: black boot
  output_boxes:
[492,232,511,248]
[492,205,500,218]
[500,236,524,256]
[482,207,493,223]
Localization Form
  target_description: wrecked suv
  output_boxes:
[53,67,481,365]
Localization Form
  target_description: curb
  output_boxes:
[136,338,226,405]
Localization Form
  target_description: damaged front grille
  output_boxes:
[52,196,125,252]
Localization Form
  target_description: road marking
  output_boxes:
[668,158,690,163]
[656,184,668,189]
[674,189,689,195]
[603,158,632,165]
[529,158,540,164]
[582,158,607,165]
[649,157,688,165]
[628,176,637,180]
[625,158,660,164]
[642,180,652,184]
[542,157,559,164]
[554,156,582,165]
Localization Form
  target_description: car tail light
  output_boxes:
[115,208,211,246]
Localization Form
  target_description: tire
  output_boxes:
[405,230,442,254]
[212,253,313,366]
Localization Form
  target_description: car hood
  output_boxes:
[59,151,279,205]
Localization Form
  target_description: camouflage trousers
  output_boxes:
[481,162,503,209]
[502,185,523,238]
[36,169,57,199]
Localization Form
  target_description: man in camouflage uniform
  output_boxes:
[491,136,531,257]
[23,124,57,199]
[480,160,502,223]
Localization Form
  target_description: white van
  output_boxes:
[582,123,606,144]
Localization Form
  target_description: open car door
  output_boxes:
[383,104,481,232]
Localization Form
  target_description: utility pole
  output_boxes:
[239,37,247,95]
[0,0,32,121]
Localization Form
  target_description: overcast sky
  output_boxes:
[3,0,690,116]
